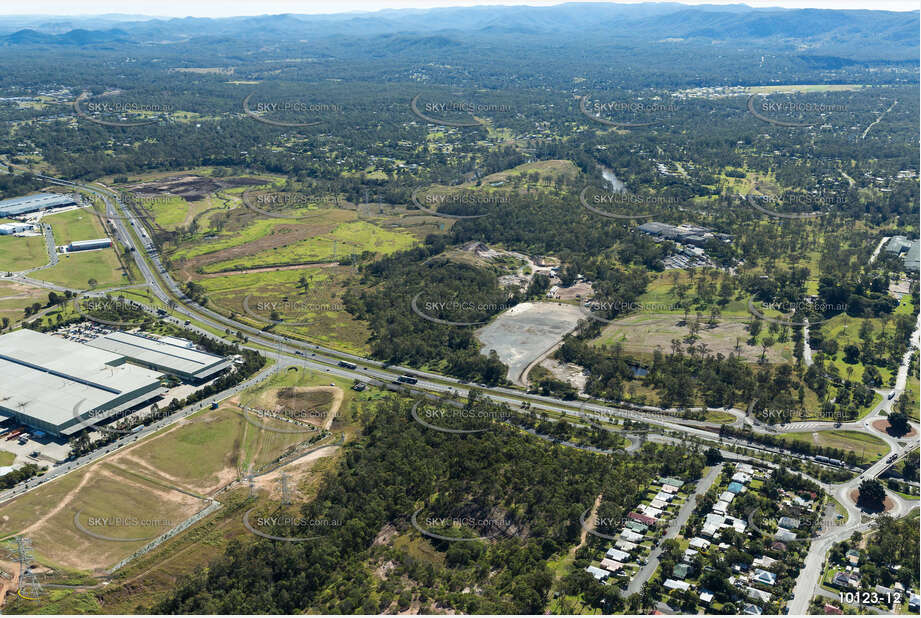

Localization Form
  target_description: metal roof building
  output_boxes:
[884,236,920,272]
[0,193,77,217]
[86,331,231,383]
[67,238,112,252]
[885,235,911,255]
[0,222,33,235]
[0,329,166,437]
[904,240,920,272]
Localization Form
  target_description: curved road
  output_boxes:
[3,163,918,614]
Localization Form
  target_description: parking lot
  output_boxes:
[50,320,114,343]
[0,423,71,466]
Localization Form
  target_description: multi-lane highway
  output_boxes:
[3,162,919,612]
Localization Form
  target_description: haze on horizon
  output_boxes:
[0,0,918,18]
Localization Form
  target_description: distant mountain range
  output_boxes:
[0,3,917,60]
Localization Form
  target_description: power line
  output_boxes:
[279,471,292,506]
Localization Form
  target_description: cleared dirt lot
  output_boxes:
[253,445,340,500]
[538,358,588,391]
[124,175,267,202]
[0,460,203,574]
[475,301,584,384]
[248,386,343,430]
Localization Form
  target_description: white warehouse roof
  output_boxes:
[86,331,229,380]
[0,329,165,435]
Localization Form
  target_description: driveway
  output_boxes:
[623,463,724,596]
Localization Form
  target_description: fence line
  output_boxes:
[106,499,222,575]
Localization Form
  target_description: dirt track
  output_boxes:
[253,446,340,500]
[199,262,339,277]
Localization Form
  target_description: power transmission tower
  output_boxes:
[279,471,292,506]
[16,537,41,600]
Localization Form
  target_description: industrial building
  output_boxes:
[0,329,166,437]
[885,236,912,255]
[0,192,77,217]
[905,242,920,272]
[884,236,920,273]
[637,221,732,247]
[67,238,112,252]
[85,331,231,383]
[0,222,34,235]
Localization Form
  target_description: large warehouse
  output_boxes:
[0,192,77,217]
[0,329,166,437]
[85,331,232,383]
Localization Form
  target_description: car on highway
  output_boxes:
[888,390,896,399]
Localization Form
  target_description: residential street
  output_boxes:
[624,463,724,597]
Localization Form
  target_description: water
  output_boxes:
[630,365,648,378]
[601,166,625,193]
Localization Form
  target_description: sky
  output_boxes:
[0,0,917,17]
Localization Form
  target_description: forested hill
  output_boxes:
[0,4,917,64]
[155,395,706,614]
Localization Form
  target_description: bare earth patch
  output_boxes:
[848,489,895,514]
[537,358,588,391]
[250,385,343,429]
[180,218,343,278]
[253,446,339,500]
[20,463,202,573]
[476,301,585,384]
[871,419,917,438]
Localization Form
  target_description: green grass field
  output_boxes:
[146,196,191,229]
[0,235,49,272]
[200,220,418,273]
[33,248,128,289]
[592,270,795,368]
[126,409,248,493]
[819,310,905,386]
[171,213,336,262]
[704,410,737,423]
[124,401,325,492]
[44,207,105,245]
[199,266,372,354]
[779,429,890,465]
[0,450,15,466]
